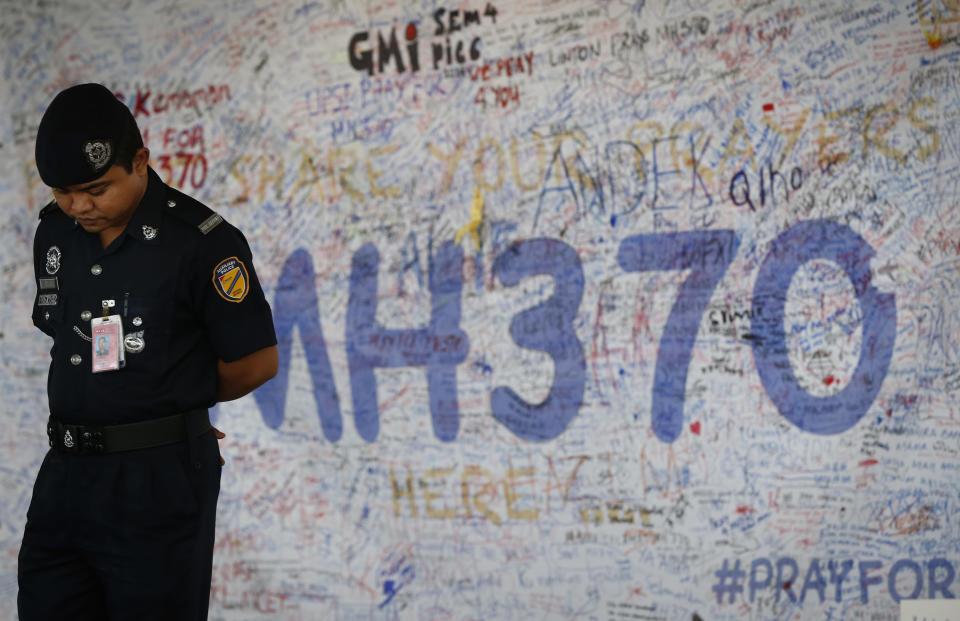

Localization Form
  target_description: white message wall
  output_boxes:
[1,0,959,618]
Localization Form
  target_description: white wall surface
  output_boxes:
[1,0,959,618]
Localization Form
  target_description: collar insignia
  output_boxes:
[142,225,158,240]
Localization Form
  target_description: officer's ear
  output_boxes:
[132,147,150,177]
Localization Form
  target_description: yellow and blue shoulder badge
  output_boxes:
[213,256,249,302]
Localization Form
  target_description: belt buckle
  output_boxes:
[77,426,105,455]
[54,423,105,455]
[59,424,80,454]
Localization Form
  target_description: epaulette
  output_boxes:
[162,188,224,236]
[38,200,59,220]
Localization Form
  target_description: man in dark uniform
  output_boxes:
[19,82,279,620]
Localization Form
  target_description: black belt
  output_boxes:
[47,409,211,455]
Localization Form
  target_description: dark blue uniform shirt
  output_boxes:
[31,168,276,425]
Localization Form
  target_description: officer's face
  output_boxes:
[51,147,150,235]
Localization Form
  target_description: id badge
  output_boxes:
[91,315,125,372]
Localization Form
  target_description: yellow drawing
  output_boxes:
[455,186,484,250]
[924,13,943,48]
[918,0,960,27]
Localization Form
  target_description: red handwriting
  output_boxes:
[475,84,520,109]
[145,123,208,189]
[143,124,206,152]
[118,84,232,118]
[155,152,208,190]
[468,52,535,81]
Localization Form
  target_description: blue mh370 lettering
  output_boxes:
[254,219,896,444]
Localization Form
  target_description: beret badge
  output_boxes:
[82,139,112,171]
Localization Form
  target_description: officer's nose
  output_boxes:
[70,193,94,215]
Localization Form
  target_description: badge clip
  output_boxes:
[101,299,116,319]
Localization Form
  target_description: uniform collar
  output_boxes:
[123,167,165,245]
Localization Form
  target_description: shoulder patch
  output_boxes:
[212,256,249,303]
[163,189,224,235]
[38,201,59,220]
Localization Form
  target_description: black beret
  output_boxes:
[35,83,140,188]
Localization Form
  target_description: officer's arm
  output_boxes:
[216,344,279,402]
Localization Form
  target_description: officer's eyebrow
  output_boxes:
[63,180,112,193]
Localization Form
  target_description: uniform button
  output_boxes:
[167,200,176,207]
[70,354,82,365]
[81,310,92,321]
[44,312,50,320]
[91,264,103,276]
[132,316,143,327]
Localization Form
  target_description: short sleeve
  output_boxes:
[31,227,56,337]
[192,224,277,362]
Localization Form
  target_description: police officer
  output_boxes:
[19,83,278,620]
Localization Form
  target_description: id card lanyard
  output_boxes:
[90,299,125,372]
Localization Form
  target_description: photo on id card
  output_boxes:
[91,315,124,372]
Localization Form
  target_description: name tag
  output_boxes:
[91,315,125,373]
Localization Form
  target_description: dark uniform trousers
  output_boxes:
[18,428,221,620]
